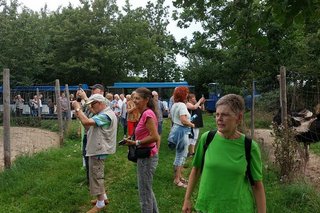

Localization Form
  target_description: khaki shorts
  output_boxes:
[89,156,105,196]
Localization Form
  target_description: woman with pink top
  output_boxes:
[124,87,160,213]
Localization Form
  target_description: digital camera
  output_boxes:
[190,114,198,122]
[118,139,126,146]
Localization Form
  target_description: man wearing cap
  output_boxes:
[76,84,107,185]
[72,94,117,213]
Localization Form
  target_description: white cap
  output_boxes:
[86,94,107,105]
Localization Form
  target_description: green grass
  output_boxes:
[0,113,320,212]
[310,143,320,155]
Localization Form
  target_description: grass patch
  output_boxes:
[0,113,319,212]
[310,143,320,156]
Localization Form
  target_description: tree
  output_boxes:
[173,0,320,95]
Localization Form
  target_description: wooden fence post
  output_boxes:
[55,79,64,146]
[65,84,72,133]
[280,66,288,129]
[250,80,256,138]
[65,84,71,121]
[317,78,319,104]
[3,68,11,169]
[36,88,41,118]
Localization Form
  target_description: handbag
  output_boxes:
[127,109,152,162]
[128,145,137,162]
[128,145,155,163]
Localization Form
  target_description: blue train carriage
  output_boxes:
[205,83,222,113]
[0,84,89,116]
[107,81,194,117]
[244,81,261,110]
[204,82,260,112]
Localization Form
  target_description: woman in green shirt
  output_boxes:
[182,94,266,213]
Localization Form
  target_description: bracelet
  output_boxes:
[136,140,141,146]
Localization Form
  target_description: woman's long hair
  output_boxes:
[135,87,159,119]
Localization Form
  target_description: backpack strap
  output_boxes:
[245,136,255,186]
[200,130,217,173]
[201,130,255,186]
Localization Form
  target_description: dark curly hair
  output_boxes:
[173,86,189,103]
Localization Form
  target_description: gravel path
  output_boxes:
[255,129,320,188]
[0,127,59,171]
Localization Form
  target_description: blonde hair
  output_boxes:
[105,93,113,100]
[216,94,245,114]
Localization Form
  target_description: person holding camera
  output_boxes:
[72,94,117,213]
[76,84,105,185]
[123,87,160,213]
[186,93,205,157]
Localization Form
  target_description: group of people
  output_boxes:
[13,94,43,117]
[72,84,266,213]
[168,87,265,212]
[73,84,161,213]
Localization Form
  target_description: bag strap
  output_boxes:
[200,130,216,173]
[200,130,255,186]
[245,136,255,186]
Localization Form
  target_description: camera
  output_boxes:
[118,139,126,146]
[190,114,198,122]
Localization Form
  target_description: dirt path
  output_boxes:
[255,129,320,188]
[0,127,60,171]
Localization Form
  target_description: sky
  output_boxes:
[14,0,203,65]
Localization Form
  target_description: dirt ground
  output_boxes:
[255,129,320,188]
[0,127,60,171]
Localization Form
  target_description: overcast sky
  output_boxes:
[14,0,203,65]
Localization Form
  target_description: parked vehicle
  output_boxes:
[205,83,222,113]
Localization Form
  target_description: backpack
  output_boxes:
[200,130,255,186]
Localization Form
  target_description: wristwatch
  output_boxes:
[75,108,81,112]
[136,140,141,146]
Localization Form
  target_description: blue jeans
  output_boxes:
[158,121,163,135]
[120,117,127,135]
[137,154,159,213]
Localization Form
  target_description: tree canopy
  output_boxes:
[0,0,319,97]
[173,0,320,95]
[0,0,182,86]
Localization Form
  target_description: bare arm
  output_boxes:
[180,115,195,128]
[75,110,96,128]
[252,181,266,213]
[182,167,201,213]
[125,117,160,146]
[186,97,205,110]
[127,102,136,113]
[72,101,95,128]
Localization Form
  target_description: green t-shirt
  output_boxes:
[192,131,263,213]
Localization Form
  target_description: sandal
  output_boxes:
[180,177,188,184]
[174,181,187,188]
